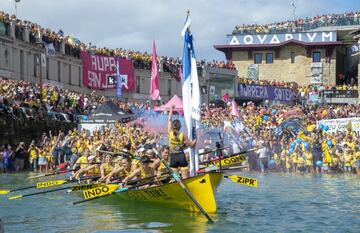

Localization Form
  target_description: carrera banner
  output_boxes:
[238,84,294,102]
[81,51,135,91]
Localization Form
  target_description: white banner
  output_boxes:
[317,117,360,133]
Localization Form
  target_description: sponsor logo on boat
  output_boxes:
[71,184,101,191]
[144,188,168,198]
[83,185,115,199]
[202,154,246,167]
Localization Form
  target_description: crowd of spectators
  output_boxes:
[200,100,360,175]
[1,93,360,175]
[0,77,106,123]
[0,11,235,78]
[0,121,160,173]
[233,11,360,35]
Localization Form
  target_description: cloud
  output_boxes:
[0,0,356,60]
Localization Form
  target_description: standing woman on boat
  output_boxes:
[168,105,196,179]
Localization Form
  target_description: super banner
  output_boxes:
[81,51,135,91]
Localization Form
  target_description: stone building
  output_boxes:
[0,21,237,103]
[215,28,360,88]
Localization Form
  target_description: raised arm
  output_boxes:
[184,134,196,148]
[168,105,175,134]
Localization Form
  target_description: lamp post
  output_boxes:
[35,42,46,103]
[14,0,21,17]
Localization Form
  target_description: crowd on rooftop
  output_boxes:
[0,11,235,77]
[233,11,360,35]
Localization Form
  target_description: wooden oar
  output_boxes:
[28,169,76,179]
[198,146,229,156]
[98,149,136,159]
[8,183,104,200]
[156,153,214,223]
[8,175,126,200]
[0,175,100,195]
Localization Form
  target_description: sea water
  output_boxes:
[0,172,359,233]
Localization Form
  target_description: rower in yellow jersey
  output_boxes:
[72,148,90,177]
[105,156,133,184]
[73,155,100,179]
[99,154,114,181]
[168,105,196,179]
[123,156,156,188]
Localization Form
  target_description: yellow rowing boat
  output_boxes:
[96,172,223,213]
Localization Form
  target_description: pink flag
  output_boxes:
[150,40,160,100]
[222,93,229,102]
[231,99,240,117]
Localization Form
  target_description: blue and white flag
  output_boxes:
[116,59,122,98]
[43,42,56,56]
[181,15,201,175]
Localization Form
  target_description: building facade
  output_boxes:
[215,28,360,89]
[0,24,237,104]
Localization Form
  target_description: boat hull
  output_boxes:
[99,172,223,213]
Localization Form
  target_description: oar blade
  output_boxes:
[225,175,258,188]
[36,180,67,189]
[0,190,10,195]
[8,195,23,200]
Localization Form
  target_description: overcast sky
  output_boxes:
[0,0,357,60]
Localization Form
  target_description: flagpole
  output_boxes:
[187,10,196,176]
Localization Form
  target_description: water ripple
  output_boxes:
[0,173,359,233]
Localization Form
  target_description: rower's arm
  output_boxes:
[100,164,106,179]
[168,105,175,134]
[106,166,122,180]
[123,168,140,183]
[151,158,161,170]
[184,135,196,148]
[105,168,119,183]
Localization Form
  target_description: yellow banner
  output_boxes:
[201,154,247,168]
[83,184,118,200]
[227,175,258,188]
[36,180,66,188]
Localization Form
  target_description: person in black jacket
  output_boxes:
[312,136,323,173]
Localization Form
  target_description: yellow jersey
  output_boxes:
[29,148,38,160]
[304,151,312,166]
[344,153,352,167]
[139,166,155,179]
[76,156,88,169]
[102,163,114,176]
[169,131,184,152]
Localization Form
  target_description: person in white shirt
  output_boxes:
[256,141,268,173]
